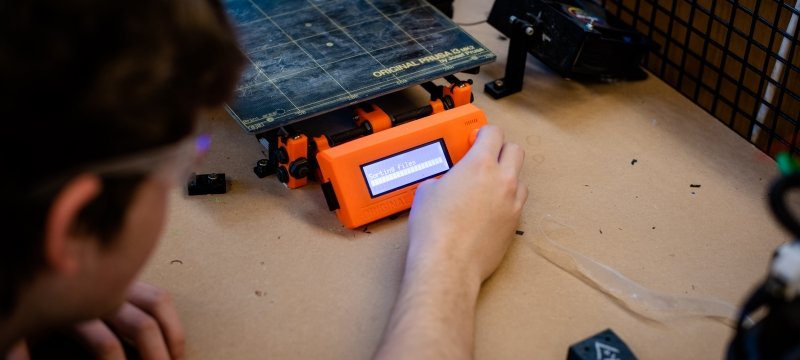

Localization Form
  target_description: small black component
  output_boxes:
[276,147,289,164]
[276,166,290,184]
[289,158,310,179]
[393,105,434,126]
[253,158,272,178]
[567,329,637,360]
[321,181,340,211]
[187,173,227,196]
[327,122,373,147]
[486,0,653,98]
[690,184,701,188]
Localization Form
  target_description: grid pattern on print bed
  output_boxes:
[601,0,800,158]
[224,0,495,134]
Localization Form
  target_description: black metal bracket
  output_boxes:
[485,16,536,99]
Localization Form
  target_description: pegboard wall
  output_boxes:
[601,0,800,157]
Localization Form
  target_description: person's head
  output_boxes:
[0,0,244,325]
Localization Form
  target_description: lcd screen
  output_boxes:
[360,140,452,197]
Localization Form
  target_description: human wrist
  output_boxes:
[403,236,483,298]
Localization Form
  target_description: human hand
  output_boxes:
[72,281,185,360]
[407,125,527,285]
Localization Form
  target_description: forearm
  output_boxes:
[374,252,482,360]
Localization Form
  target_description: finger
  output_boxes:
[73,320,125,360]
[127,282,185,359]
[104,303,171,360]
[498,142,525,176]
[468,125,504,159]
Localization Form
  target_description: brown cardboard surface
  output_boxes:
[140,1,789,358]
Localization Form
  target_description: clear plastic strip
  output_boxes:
[529,214,739,327]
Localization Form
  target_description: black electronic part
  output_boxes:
[255,130,279,178]
[276,166,290,184]
[486,0,652,98]
[276,146,289,164]
[726,171,800,359]
[289,158,310,179]
[187,173,227,196]
[393,105,434,126]
[567,329,637,360]
[420,81,444,101]
[253,159,271,178]
[485,14,535,98]
[327,122,373,147]
[320,181,339,211]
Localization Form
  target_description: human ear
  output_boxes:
[43,174,102,275]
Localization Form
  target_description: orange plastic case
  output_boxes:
[317,104,487,229]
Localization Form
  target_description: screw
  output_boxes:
[525,27,534,36]
[257,159,268,167]
[494,79,504,87]
[207,173,217,181]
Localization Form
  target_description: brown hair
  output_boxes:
[0,0,245,316]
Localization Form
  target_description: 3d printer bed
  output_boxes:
[224,0,496,133]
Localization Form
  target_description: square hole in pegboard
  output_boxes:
[651,30,667,50]
[743,67,765,97]
[715,98,735,123]
[620,8,635,24]
[654,7,671,33]
[638,1,654,19]
[667,43,685,65]
[701,66,720,89]
[756,1,780,25]
[697,0,713,11]
[738,83,759,114]
[709,18,729,43]
[723,58,743,82]
[729,31,748,59]
[775,111,799,142]
[750,45,770,72]
[676,1,692,20]
[637,21,650,36]
[732,7,753,34]
[684,52,702,78]
[671,21,689,42]
[646,52,664,71]
[713,1,734,22]
[779,92,800,123]
[754,21,776,51]
[706,43,724,68]
[664,63,682,84]
[692,7,710,30]
[688,31,705,56]
[732,111,754,137]
[680,76,699,98]
[721,76,739,104]
[698,87,716,111]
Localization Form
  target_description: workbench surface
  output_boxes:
[141,0,787,358]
